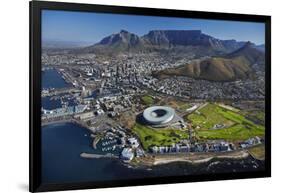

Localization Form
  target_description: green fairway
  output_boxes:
[187,103,234,129]
[132,123,189,150]
[187,103,265,141]
[197,124,264,141]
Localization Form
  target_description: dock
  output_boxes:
[80,152,118,159]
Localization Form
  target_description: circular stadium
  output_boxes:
[139,106,184,128]
[143,106,175,125]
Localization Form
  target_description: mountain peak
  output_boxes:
[229,41,256,55]
[244,41,255,47]
[120,29,129,34]
[227,41,264,64]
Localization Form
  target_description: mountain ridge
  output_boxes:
[78,29,250,55]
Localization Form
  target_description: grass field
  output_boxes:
[197,124,264,141]
[132,123,189,150]
[187,103,234,129]
[141,95,154,106]
[187,103,265,141]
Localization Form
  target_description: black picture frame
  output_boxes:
[30,1,271,192]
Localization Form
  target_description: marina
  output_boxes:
[41,122,265,184]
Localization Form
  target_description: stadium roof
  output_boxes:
[143,106,175,125]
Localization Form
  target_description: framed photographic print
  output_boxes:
[30,1,271,192]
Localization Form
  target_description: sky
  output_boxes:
[42,10,265,45]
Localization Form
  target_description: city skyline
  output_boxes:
[42,10,265,45]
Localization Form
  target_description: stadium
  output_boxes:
[140,106,184,128]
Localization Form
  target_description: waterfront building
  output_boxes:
[42,104,87,119]
[74,111,94,120]
[120,148,134,161]
[128,137,139,148]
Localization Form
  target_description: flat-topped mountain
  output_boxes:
[78,30,248,55]
[143,30,224,48]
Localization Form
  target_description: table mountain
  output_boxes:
[78,30,247,55]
